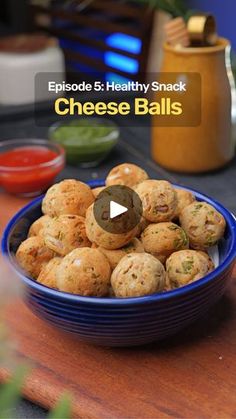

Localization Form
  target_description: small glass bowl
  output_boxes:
[49,117,119,167]
[0,139,65,197]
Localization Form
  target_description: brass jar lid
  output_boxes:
[187,14,218,46]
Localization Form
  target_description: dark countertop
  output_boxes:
[1,109,236,417]
[1,112,236,212]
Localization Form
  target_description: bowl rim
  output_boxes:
[0,139,65,172]
[2,179,236,305]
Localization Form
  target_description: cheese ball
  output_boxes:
[197,251,215,272]
[43,214,91,256]
[180,202,226,250]
[174,188,196,218]
[28,215,51,238]
[42,179,94,217]
[56,248,111,296]
[135,180,177,222]
[166,249,214,289]
[16,237,55,279]
[37,257,62,289]
[106,163,148,188]
[92,186,105,198]
[93,238,144,269]
[111,253,166,298]
[141,222,189,263]
[85,203,138,250]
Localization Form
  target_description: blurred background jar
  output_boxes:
[0,34,65,106]
[152,38,235,173]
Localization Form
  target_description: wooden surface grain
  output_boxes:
[1,194,236,418]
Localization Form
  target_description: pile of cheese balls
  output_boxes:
[16,163,226,298]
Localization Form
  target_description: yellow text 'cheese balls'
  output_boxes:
[174,188,196,218]
[111,253,166,298]
[179,201,226,250]
[28,215,51,238]
[106,163,148,188]
[37,257,62,289]
[166,249,214,289]
[42,179,94,217]
[43,214,91,256]
[85,203,138,250]
[16,237,55,279]
[141,222,189,263]
[56,248,111,296]
[93,238,144,270]
[135,180,177,222]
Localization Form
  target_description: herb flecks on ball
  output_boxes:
[56,248,111,296]
[166,249,214,289]
[16,237,55,279]
[43,214,91,256]
[42,179,94,217]
[135,180,177,222]
[141,222,189,263]
[180,202,226,250]
[111,253,166,298]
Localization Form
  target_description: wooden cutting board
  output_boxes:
[1,194,236,418]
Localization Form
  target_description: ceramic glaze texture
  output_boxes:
[0,45,65,105]
[2,181,236,346]
[152,38,234,173]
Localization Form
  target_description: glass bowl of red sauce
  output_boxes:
[0,139,65,196]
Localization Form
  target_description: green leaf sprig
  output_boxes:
[130,0,194,20]
[48,393,72,419]
[0,365,30,419]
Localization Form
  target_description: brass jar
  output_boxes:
[152,38,234,173]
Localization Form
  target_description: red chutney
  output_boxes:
[0,146,64,195]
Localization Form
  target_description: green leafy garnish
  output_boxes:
[182,258,194,274]
[0,365,30,419]
[48,393,72,419]
[130,0,189,18]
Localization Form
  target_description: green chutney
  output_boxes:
[49,118,119,166]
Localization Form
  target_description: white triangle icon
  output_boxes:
[110,201,128,219]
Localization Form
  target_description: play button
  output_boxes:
[93,185,143,234]
[110,201,128,219]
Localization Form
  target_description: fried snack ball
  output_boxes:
[179,202,226,250]
[93,238,144,269]
[174,188,196,218]
[43,214,91,256]
[141,222,189,263]
[197,251,215,272]
[37,257,62,289]
[92,186,105,198]
[111,253,166,298]
[106,163,148,188]
[16,237,55,279]
[28,215,51,238]
[42,179,94,217]
[56,248,111,296]
[166,249,214,289]
[135,180,177,222]
[85,203,138,250]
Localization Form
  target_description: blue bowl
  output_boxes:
[2,181,236,347]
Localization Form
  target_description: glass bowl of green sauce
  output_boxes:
[49,118,119,167]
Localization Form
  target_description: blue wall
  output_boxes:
[189,0,236,50]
